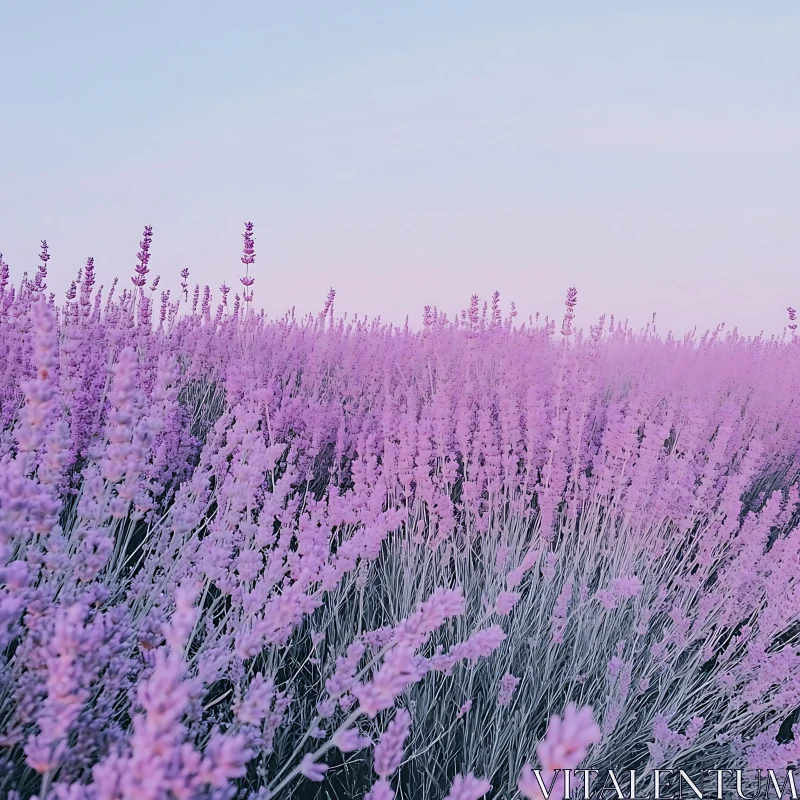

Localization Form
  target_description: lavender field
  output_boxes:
[1,226,799,799]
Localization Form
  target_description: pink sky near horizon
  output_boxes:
[1,2,798,337]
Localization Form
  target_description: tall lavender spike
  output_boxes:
[239,221,256,304]
[560,286,578,337]
[34,239,50,292]
[0,253,10,297]
[131,224,153,288]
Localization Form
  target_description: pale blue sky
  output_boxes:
[1,2,798,335]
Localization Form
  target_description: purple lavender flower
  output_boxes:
[239,221,256,303]
[443,773,492,800]
[496,672,520,707]
[373,708,411,779]
[131,225,153,288]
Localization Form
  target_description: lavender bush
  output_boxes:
[0,226,798,799]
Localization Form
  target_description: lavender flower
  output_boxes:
[496,672,520,707]
[373,708,411,778]
[131,225,153,288]
[443,774,492,800]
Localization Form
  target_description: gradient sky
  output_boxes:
[1,1,798,336]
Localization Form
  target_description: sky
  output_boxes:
[1,1,798,336]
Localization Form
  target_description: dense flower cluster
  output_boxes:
[0,228,799,798]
